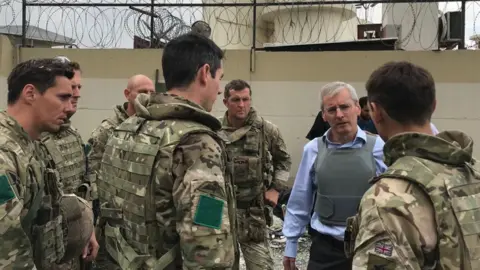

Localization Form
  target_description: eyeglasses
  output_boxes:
[324,103,354,115]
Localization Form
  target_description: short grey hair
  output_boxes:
[319,81,359,110]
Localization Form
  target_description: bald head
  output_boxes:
[127,74,153,90]
[124,74,155,115]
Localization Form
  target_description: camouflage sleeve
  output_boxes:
[266,122,291,191]
[86,123,112,200]
[171,133,235,269]
[0,150,36,269]
[352,177,438,270]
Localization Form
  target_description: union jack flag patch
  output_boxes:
[374,241,393,257]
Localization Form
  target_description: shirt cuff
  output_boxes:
[284,238,299,258]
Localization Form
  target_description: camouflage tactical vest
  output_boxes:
[374,132,480,269]
[218,115,273,208]
[40,125,86,195]
[98,116,237,270]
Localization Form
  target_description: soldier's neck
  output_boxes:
[168,88,204,109]
[6,106,39,140]
[384,122,434,141]
[126,103,136,116]
[227,115,246,129]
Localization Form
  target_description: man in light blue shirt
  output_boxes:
[282,82,387,270]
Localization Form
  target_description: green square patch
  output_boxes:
[0,174,15,205]
[193,194,224,230]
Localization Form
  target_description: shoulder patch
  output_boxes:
[0,174,15,205]
[367,253,396,270]
[374,241,393,256]
[193,194,224,230]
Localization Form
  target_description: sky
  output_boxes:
[1,0,479,48]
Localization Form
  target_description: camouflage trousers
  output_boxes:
[50,257,81,270]
[239,239,274,270]
[236,211,274,270]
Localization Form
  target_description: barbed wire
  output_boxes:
[0,0,479,49]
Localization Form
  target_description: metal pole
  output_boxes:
[252,0,257,51]
[150,0,155,48]
[26,0,464,7]
[22,0,27,47]
[459,0,466,49]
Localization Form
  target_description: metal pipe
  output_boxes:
[26,0,464,7]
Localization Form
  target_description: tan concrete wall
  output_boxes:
[1,41,478,180]
[0,35,16,109]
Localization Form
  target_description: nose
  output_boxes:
[335,107,345,118]
[65,99,75,113]
[238,100,245,108]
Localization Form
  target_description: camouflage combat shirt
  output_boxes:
[350,131,478,269]
[0,111,45,269]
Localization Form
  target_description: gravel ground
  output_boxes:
[239,216,311,270]
[93,217,311,270]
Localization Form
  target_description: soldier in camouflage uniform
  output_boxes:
[218,79,291,270]
[88,75,155,269]
[96,33,239,269]
[345,61,480,269]
[0,58,97,269]
[87,74,155,203]
[37,57,99,269]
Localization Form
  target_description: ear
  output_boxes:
[223,98,228,106]
[354,101,361,116]
[321,110,326,122]
[432,99,437,113]
[197,64,210,86]
[23,84,37,105]
[124,88,130,99]
[369,102,383,124]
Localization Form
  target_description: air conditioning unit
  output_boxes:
[382,24,401,39]
[438,11,462,42]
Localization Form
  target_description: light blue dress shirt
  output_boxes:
[431,123,439,135]
[282,127,388,258]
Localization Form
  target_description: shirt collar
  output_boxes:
[322,125,367,146]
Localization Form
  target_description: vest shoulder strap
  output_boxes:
[364,134,377,153]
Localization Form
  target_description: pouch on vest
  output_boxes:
[31,168,66,268]
[237,206,267,243]
[104,223,179,270]
[344,215,359,259]
[232,156,263,202]
[32,168,94,267]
